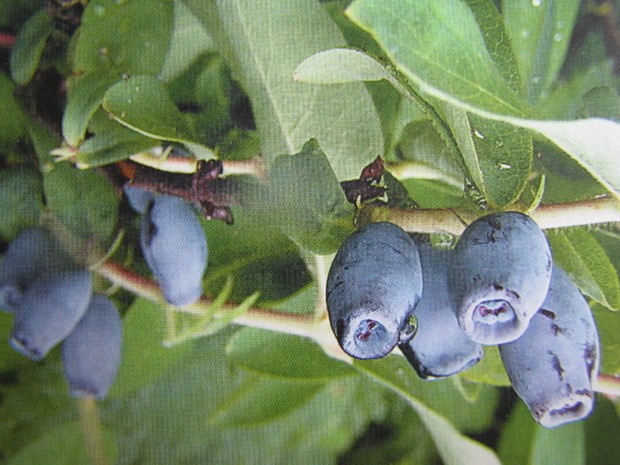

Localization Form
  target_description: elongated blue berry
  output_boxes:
[499,267,599,428]
[62,295,122,399]
[448,212,552,344]
[399,244,482,378]
[0,227,73,312]
[10,270,93,360]
[124,185,155,215]
[141,195,208,306]
[326,222,422,360]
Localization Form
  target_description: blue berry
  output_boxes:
[124,185,155,215]
[10,270,93,360]
[326,222,422,360]
[448,212,552,344]
[399,244,482,378]
[0,227,73,313]
[499,266,599,428]
[140,195,208,306]
[62,294,122,399]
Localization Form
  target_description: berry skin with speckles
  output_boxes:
[499,266,599,428]
[399,244,483,379]
[326,222,422,360]
[448,212,552,345]
[62,294,123,400]
[140,195,208,306]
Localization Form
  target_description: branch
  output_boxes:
[363,197,620,235]
[96,260,620,395]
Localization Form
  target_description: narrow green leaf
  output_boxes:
[0,166,44,242]
[209,375,324,427]
[502,0,580,104]
[108,298,193,398]
[355,356,502,465]
[530,421,585,465]
[226,327,355,381]
[265,139,355,254]
[43,161,119,241]
[9,9,52,85]
[75,128,157,168]
[7,420,117,465]
[592,303,620,374]
[347,0,525,116]
[74,0,173,75]
[62,69,123,146]
[498,402,538,465]
[547,229,620,311]
[188,0,384,180]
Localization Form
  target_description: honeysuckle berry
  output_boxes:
[62,294,122,400]
[448,211,552,344]
[326,222,422,360]
[499,266,599,428]
[399,244,483,379]
[124,185,155,215]
[0,227,73,313]
[10,270,93,360]
[140,194,208,306]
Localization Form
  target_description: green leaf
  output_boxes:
[585,397,620,465]
[0,72,27,149]
[75,127,158,168]
[158,0,213,82]
[62,69,123,146]
[209,375,325,427]
[9,9,52,85]
[547,229,620,311]
[502,0,580,104]
[102,75,193,142]
[73,0,173,75]
[593,304,620,375]
[226,328,355,381]
[354,356,501,465]
[42,162,119,241]
[443,107,532,207]
[108,298,194,398]
[498,401,538,465]
[186,0,384,180]
[8,420,117,465]
[346,0,525,116]
[293,48,390,84]
[0,311,22,370]
[264,140,355,254]
[460,345,511,386]
[0,166,44,241]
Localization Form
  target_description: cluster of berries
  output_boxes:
[326,212,599,428]
[0,228,121,399]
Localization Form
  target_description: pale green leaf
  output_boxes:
[293,48,390,84]
[186,0,384,180]
[9,9,52,85]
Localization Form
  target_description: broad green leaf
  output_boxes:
[209,375,324,427]
[62,69,123,146]
[502,0,580,104]
[346,0,525,116]
[530,420,585,465]
[585,397,620,465]
[355,356,502,465]
[593,304,620,375]
[443,107,532,207]
[73,0,173,75]
[0,166,44,241]
[293,48,389,84]
[582,85,620,121]
[186,0,384,180]
[9,9,52,85]
[547,229,620,311]
[402,178,464,209]
[42,161,119,241]
[263,139,355,254]
[158,0,213,82]
[8,420,117,465]
[0,72,27,149]
[108,298,193,398]
[498,402,538,465]
[75,128,158,168]
[102,75,194,142]
[226,327,355,381]
[460,345,511,386]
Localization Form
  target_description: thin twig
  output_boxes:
[76,397,109,465]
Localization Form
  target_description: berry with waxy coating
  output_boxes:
[124,185,155,215]
[62,294,122,400]
[10,270,93,360]
[399,244,483,379]
[499,266,599,428]
[140,195,208,306]
[0,227,73,313]
[448,211,552,344]
[326,222,422,360]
